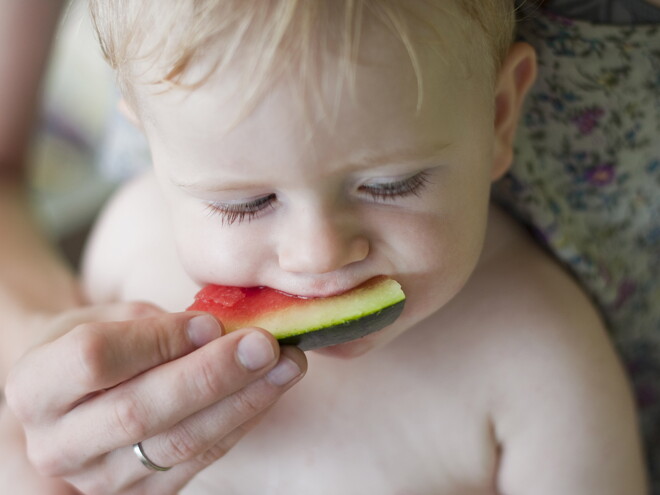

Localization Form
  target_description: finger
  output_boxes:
[4,301,164,423]
[137,345,306,470]
[43,328,284,475]
[132,413,269,495]
[71,414,269,495]
[6,310,222,423]
[86,347,305,493]
[0,407,77,495]
[43,301,165,344]
[79,402,276,493]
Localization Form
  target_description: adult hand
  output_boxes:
[4,302,306,494]
[0,401,79,495]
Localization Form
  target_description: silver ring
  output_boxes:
[133,442,172,472]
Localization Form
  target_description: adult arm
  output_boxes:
[0,0,81,383]
[0,3,83,493]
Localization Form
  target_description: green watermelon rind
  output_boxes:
[277,299,405,350]
[244,278,406,350]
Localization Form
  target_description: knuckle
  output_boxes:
[111,391,150,440]
[196,442,230,466]
[69,324,109,389]
[160,423,199,463]
[124,301,160,320]
[195,420,254,467]
[26,440,67,478]
[120,312,180,364]
[142,317,179,363]
[228,387,267,418]
[191,358,227,400]
[3,372,32,422]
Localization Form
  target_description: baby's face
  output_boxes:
[135,14,500,357]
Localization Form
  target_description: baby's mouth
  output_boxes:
[187,275,405,351]
[273,276,383,299]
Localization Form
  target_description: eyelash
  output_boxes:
[205,194,276,226]
[205,171,430,226]
[358,171,431,201]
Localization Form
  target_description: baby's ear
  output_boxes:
[118,97,143,130]
[491,42,537,181]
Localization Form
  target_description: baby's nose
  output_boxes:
[277,210,369,274]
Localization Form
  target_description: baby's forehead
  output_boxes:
[136,32,485,143]
[129,1,495,123]
[136,32,491,175]
[112,2,503,90]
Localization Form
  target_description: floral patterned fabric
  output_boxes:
[494,9,660,488]
[548,0,660,24]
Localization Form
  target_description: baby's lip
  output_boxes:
[274,276,383,299]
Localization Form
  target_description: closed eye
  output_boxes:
[359,171,431,201]
[204,170,431,225]
[205,193,276,225]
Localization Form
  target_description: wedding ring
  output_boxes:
[133,442,172,472]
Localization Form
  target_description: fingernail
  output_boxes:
[237,332,275,371]
[187,315,221,348]
[266,357,302,386]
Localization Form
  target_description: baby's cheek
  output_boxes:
[175,227,268,286]
[397,212,485,303]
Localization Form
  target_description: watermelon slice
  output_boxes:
[187,276,406,350]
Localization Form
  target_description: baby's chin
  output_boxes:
[311,341,373,359]
[309,324,401,359]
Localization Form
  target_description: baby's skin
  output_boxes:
[84,171,645,494]
[80,28,645,493]
[4,2,647,493]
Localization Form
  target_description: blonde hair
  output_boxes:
[89,0,515,112]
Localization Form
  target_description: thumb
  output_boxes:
[6,310,224,419]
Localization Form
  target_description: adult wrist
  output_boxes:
[0,180,83,383]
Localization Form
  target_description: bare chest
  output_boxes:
[181,347,499,495]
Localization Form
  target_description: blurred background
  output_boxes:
[29,0,117,264]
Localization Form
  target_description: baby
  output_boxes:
[12,0,647,493]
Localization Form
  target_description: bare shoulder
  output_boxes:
[454,206,648,493]
[81,170,163,303]
[81,171,195,309]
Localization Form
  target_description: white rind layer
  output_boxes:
[225,278,406,338]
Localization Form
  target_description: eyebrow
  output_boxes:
[347,141,452,169]
[174,141,451,191]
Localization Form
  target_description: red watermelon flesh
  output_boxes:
[187,276,406,350]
